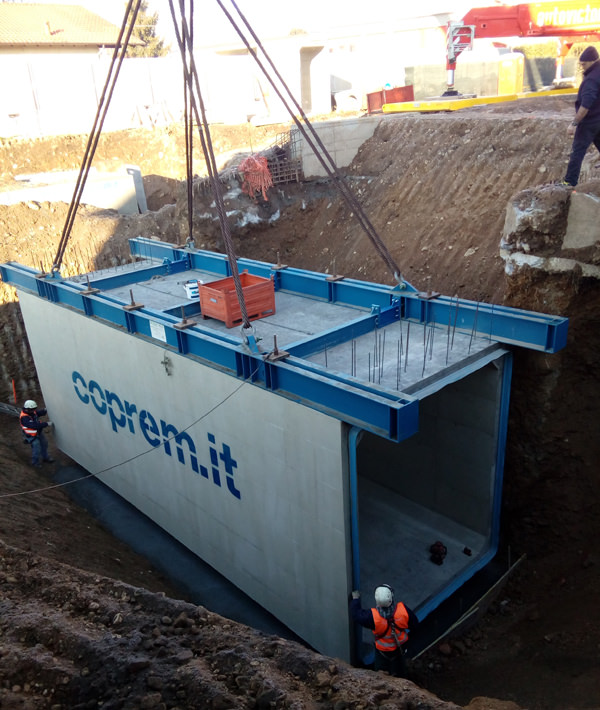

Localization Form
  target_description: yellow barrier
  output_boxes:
[382,89,576,114]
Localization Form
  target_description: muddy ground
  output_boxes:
[1,97,599,709]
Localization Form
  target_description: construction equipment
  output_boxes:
[445,0,600,95]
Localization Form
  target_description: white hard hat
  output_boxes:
[374,585,394,608]
[24,399,38,409]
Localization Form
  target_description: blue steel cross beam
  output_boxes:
[396,292,568,354]
[285,293,568,363]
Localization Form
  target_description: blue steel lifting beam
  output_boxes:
[0,240,568,441]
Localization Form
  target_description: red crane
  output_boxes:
[445,1,600,95]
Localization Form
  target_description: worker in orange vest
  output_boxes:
[20,399,54,468]
[350,584,419,677]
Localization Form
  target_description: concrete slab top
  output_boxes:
[81,263,369,346]
[303,319,500,396]
[70,259,501,399]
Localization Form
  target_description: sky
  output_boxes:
[151,1,477,47]
[57,0,479,49]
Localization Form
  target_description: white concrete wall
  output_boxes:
[18,292,353,660]
[0,167,142,214]
[359,363,504,536]
[297,116,382,177]
[0,54,186,137]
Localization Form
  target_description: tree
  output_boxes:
[126,0,170,58]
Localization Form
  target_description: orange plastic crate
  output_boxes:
[199,270,275,328]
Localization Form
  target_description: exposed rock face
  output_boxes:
[502,184,570,255]
[502,182,600,282]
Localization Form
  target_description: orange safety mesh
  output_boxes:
[238,155,273,201]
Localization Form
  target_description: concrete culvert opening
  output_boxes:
[354,356,508,664]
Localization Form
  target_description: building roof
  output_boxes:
[0,3,141,48]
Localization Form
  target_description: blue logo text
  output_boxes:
[72,371,241,499]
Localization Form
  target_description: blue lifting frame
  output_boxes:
[0,237,568,443]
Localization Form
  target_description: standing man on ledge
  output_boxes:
[562,46,600,187]
[350,584,419,678]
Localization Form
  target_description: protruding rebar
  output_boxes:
[446,304,452,365]
[399,318,404,361]
[378,331,386,384]
[429,322,435,360]
[423,323,436,377]
[469,302,480,353]
[404,321,410,373]
[451,294,459,351]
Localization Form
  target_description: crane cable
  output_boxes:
[168,0,252,329]
[215,0,404,285]
[182,0,194,244]
[51,0,142,274]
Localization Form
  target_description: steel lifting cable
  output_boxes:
[215,0,403,284]
[52,0,142,273]
[183,0,194,243]
[168,0,252,329]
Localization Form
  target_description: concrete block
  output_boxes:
[1,166,145,214]
[564,191,600,249]
[301,117,380,176]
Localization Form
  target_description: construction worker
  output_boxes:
[562,46,600,186]
[20,399,54,468]
[350,584,419,678]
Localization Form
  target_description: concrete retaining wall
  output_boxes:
[0,167,145,214]
[295,116,382,178]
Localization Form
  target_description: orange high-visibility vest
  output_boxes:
[372,603,410,652]
[20,411,39,438]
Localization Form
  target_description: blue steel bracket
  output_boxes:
[40,269,63,280]
[243,330,261,355]
[391,278,416,293]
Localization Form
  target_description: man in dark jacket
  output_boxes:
[20,399,54,467]
[563,46,600,186]
[350,584,419,678]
